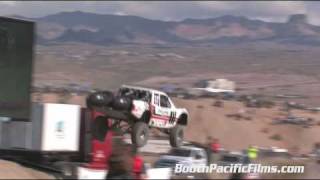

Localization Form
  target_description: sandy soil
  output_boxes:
[0,160,53,179]
[173,98,320,154]
[6,93,320,179]
[33,93,320,154]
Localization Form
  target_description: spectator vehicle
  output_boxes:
[218,151,249,166]
[154,146,208,169]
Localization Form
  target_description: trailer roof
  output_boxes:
[0,16,34,24]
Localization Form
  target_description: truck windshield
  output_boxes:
[154,159,179,168]
[221,155,240,162]
[169,148,192,157]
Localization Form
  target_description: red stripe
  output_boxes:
[151,115,177,122]
[151,115,170,121]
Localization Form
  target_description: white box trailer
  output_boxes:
[0,103,81,152]
[0,103,92,179]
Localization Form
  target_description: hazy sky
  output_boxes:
[0,1,320,24]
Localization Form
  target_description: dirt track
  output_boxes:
[0,160,53,179]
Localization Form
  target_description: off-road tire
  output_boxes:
[112,96,132,111]
[140,111,151,123]
[86,91,114,109]
[131,122,149,147]
[170,125,184,147]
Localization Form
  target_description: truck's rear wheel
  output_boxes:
[86,91,114,109]
[112,96,132,111]
[131,122,149,147]
[170,125,184,147]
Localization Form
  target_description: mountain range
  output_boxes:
[10,11,320,46]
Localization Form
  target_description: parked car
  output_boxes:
[218,151,249,166]
[154,146,208,169]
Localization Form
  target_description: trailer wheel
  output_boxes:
[170,125,184,147]
[131,122,149,147]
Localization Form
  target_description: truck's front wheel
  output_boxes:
[131,122,149,147]
[170,125,184,147]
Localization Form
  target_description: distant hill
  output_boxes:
[9,11,320,46]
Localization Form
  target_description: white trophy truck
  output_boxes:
[86,85,189,147]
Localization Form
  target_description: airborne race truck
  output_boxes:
[87,85,189,147]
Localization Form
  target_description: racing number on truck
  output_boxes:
[154,94,160,106]
[169,111,176,123]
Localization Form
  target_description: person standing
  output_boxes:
[206,136,213,164]
[106,136,133,179]
[313,142,320,163]
[210,138,221,163]
[247,145,258,161]
[211,138,221,153]
[132,146,146,179]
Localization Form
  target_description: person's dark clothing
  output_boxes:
[229,172,244,179]
[106,171,133,179]
[206,145,212,164]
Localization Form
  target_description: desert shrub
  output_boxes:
[261,128,269,134]
[245,116,252,121]
[270,134,283,141]
[58,92,72,104]
[197,105,204,109]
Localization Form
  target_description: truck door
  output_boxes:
[152,94,172,121]
[165,96,177,124]
[160,95,175,122]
